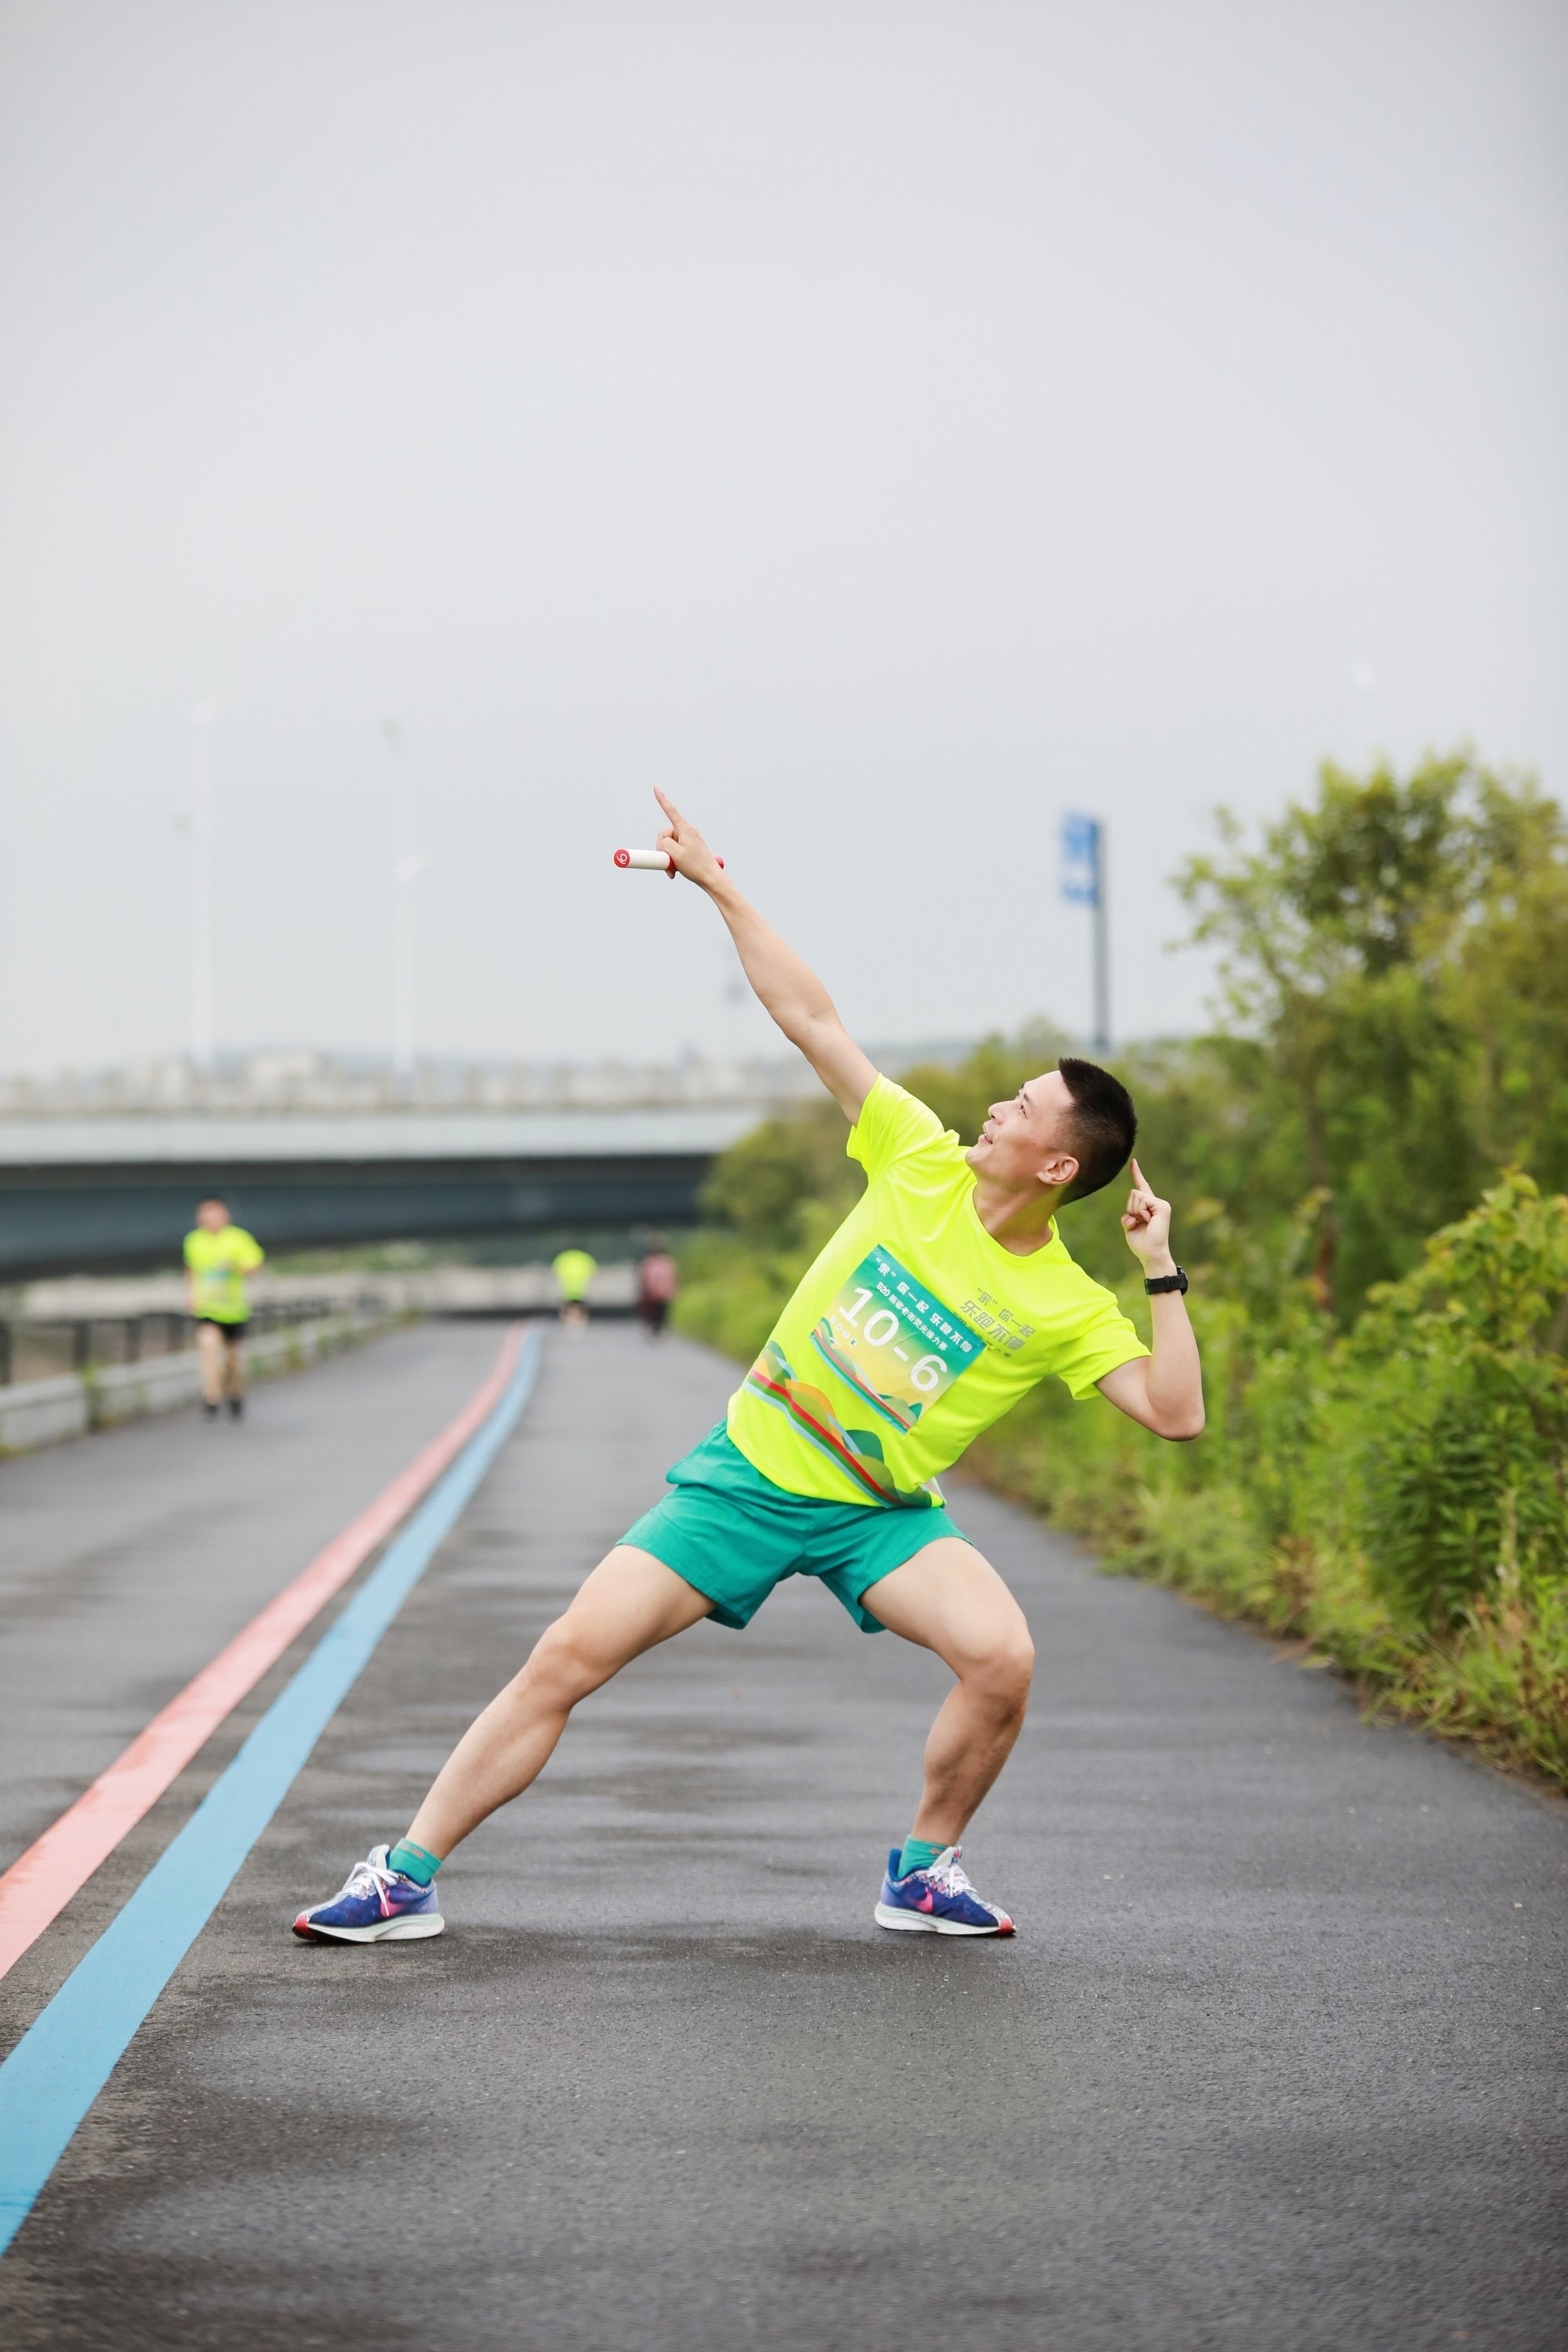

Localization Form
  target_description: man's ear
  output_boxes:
[1036,1151,1080,1192]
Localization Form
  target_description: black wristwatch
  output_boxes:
[1144,1266,1189,1296]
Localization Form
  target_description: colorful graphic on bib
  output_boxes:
[744,1339,946,1508]
[808,1247,983,1432]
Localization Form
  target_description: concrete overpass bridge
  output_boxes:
[0,1105,766,1279]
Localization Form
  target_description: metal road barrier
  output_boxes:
[0,1297,339,1387]
[0,1300,396,1456]
[0,1265,637,1454]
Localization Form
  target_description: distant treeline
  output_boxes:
[674,754,1568,1784]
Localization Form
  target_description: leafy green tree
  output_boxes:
[1446,793,1568,1192]
[697,1099,862,1250]
[1178,753,1566,1318]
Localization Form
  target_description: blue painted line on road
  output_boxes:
[0,1325,540,2258]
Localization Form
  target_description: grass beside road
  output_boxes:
[960,1174,1568,1789]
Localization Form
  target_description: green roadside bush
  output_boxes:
[1350,1178,1568,1631]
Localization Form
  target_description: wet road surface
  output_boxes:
[2,1322,1564,2349]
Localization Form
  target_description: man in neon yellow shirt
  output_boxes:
[296,795,1204,1947]
[551,1246,597,1328]
[183,1198,264,1421]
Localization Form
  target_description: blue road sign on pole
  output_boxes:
[1061,813,1110,1052]
[1061,811,1101,906]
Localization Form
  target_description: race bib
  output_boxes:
[810,1246,983,1432]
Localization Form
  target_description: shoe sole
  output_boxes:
[873,1900,1014,1937]
[292,1913,445,1944]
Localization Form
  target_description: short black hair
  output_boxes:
[1057,1057,1137,1203]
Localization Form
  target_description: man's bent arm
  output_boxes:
[1095,1301,1203,1441]
[1095,1159,1205,1441]
[655,790,878,1123]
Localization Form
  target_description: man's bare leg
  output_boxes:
[858,1538,1035,1848]
[405,1546,713,1859]
[196,1321,225,1408]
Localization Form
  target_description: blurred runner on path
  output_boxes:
[183,1199,263,1421]
[636,1242,679,1338]
[551,1247,597,1330]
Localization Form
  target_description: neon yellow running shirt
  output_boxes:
[183,1225,263,1323]
[552,1248,597,1301]
[725,1077,1149,1510]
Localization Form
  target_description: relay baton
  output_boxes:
[612,847,724,879]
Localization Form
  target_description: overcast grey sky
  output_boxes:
[2,0,1564,1074]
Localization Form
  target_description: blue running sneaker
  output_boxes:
[873,1843,1015,1937]
[292,1845,444,1944]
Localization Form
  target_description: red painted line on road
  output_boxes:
[0,1324,527,1980]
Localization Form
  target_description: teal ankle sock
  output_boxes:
[387,1838,442,1887]
[897,1835,948,1881]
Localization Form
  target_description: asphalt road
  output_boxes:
[0,1318,506,1871]
[1,1321,1564,2350]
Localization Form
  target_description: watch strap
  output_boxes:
[1143,1266,1188,1296]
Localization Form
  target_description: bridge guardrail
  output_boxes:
[13,1263,637,1328]
[0,1298,355,1388]
[0,1302,400,1456]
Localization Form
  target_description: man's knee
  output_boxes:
[971,1624,1035,1711]
[520,1613,608,1708]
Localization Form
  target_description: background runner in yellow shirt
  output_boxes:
[551,1247,597,1329]
[296,793,1204,1947]
[183,1198,264,1421]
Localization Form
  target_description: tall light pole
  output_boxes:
[1091,824,1110,1055]
[1062,811,1110,1054]
[381,720,419,1083]
[188,699,222,1072]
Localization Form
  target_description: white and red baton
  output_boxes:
[612,847,724,879]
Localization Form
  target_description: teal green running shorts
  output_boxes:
[615,1421,973,1632]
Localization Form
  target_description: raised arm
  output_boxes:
[654,789,877,1123]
